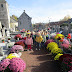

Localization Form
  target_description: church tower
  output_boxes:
[0,0,10,28]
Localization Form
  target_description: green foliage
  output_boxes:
[61,15,71,21]
[10,15,18,21]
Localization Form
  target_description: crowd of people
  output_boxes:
[24,30,50,51]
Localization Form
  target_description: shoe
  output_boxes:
[36,48,37,50]
[31,49,33,51]
[39,49,40,50]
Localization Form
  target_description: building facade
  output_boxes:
[10,17,18,32]
[18,10,32,31]
[0,0,10,28]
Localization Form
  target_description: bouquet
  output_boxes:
[10,45,24,53]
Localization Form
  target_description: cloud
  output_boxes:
[8,5,72,23]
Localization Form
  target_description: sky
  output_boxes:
[6,0,72,23]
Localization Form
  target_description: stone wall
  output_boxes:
[0,0,10,28]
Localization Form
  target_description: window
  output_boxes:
[1,4,3,7]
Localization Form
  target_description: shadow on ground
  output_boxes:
[30,48,62,72]
[31,60,62,72]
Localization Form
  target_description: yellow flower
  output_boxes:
[55,34,64,39]
[6,53,17,59]
[47,42,58,51]
[51,48,63,54]
[54,53,63,60]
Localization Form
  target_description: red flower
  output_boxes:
[45,39,54,46]
[14,34,22,39]
[22,37,26,40]
[59,54,72,61]
[14,41,25,48]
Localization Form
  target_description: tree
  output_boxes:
[11,15,18,21]
[61,15,71,21]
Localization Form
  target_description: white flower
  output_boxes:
[7,42,14,48]
[12,53,20,58]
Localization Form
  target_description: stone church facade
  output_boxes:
[0,0,10,28]
[18,10,32,31]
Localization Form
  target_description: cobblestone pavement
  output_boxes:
[21,48,62,72]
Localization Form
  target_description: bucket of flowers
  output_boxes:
[1,38,5,43]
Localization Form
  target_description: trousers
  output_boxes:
[27,45,32,49]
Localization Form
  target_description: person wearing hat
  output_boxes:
[25,32,33,51]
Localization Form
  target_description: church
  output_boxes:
[0,0,10,28]
[0,0,32,31]
[18,10,32,31]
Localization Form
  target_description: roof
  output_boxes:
[19,11,32,19]
[10,17,18,23]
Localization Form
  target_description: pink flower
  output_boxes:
[63,39,69,44]
[61,44,70,49]
[10,45,24,53]
[0,59,10,71]
[9,58,26,72]
[68,70,72,72]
